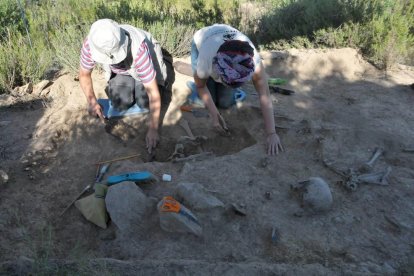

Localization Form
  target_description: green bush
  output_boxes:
[363,1,414,68]
[0,1,25,42]
[1,0,413,93]
[256,0,383,44]
[0,29,52,93]
[311,1,414,68]
[256,0,414,69]
[146,20,196,57]
[49,24,89,75]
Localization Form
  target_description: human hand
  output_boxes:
[88,101,105,123]
[267,133,283,155]
[212,112,230,136]
[146,128,159,154]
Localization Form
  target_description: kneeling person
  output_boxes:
[79,19,167,153]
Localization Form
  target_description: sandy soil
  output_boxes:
[0,48,414,275]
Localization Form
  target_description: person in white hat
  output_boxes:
[79,19,167,153]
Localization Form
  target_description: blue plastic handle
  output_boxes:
[107,171,153,185]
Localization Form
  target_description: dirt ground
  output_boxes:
[0,48,414,275]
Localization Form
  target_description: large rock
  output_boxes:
[105,182,150,233]
[33,80,51,95]
[175,182,224,210]
[12,83,33,95]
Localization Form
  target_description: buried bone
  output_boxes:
[168,143,185,160]
[172,152,214,163]
[168,135,208,161]
[359,147,384,173]
[343,167,392,191]
[177,135,208,145]
[291,177,333,213]
[356,166,392,185]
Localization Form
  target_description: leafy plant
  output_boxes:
[0,0,25,42]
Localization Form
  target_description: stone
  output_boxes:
[0,170,9,184]
[0,121,11,127]
[12,83,33,95]
[33,80,51,95]
[99,227,116,241]
[105,182,150,233]
[175,182,224,210]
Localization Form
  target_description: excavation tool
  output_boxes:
[59,163,111,217]
[160,196,200,225]
[106,171,154,185]
[179,119,205,153]
[179,119,196,139]
[270,86,295,95]
[268,78,287,86]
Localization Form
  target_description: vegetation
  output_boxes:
[0,0,413,94]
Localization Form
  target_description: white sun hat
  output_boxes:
[88,19,129,64]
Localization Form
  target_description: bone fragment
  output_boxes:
[359,147,384,173]
[179,119,195,139]
[172,152,214,163]
[357,166,392,185]
[366,147,384,167]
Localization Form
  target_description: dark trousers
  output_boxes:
[106,74,149,110]
[206,78,235,109]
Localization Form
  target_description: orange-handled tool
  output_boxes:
[160,196,181,213]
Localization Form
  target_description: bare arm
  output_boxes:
[194,74,228,133]
[79,67,104,122]
[252,62,283,155]
[143,78,161,152]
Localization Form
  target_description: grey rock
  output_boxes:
[99,227,116,241]
[1,256,34,275]
[33,80,51,95]
[12,83,33,95]
[175,182,224,210]
[0,170,9,184]
[382,262,396,274]
[105,182,150,233]
[0,121,11,127]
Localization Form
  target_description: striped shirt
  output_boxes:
[80,38,156,84]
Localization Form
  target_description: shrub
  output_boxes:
[0,1,25,42]
[147,20,196,57]
[0,29,52,93]
[49,24,89,75]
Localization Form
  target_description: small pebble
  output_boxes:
[260,157,270,168]
[231,203,247,216]
[0,170,9,184]
[271,227,279,245]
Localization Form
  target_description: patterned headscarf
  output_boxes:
[213,40,255,88]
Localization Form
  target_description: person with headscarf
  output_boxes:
[191,24,283,155]
[79,19,167,153]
